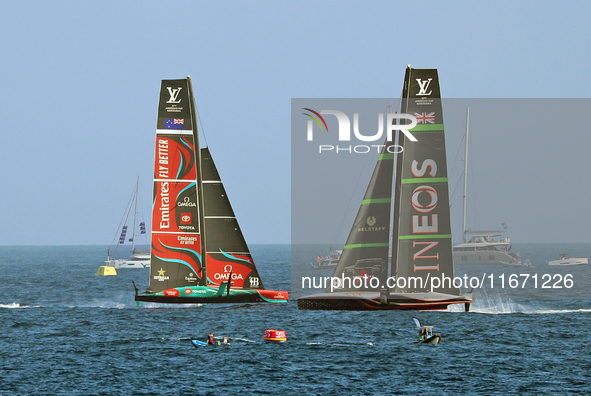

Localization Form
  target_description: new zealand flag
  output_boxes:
[165,119,185,129]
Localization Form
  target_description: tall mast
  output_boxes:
[131,176,139,251]
[187,76,208,285]
[462,107,470,243]
[390,65,412,288]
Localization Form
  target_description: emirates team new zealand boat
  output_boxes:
[298,66,473,311]
[134,77,288,304]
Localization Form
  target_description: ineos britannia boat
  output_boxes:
[297,66,473,311]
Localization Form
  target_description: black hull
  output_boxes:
[132,282,288,305]
[136,294,267,304]
[297,291,473,311]
[418,335,442,344]
[297,298,459,311]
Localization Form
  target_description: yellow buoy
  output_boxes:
[96,265,117,276]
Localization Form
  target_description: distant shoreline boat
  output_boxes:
[453,229,522,266]
[310,248,342,270]
[105,177,150,269]
[548,255,588,266]
[452,108,522,266]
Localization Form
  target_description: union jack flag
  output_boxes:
[165,118,185,129]
[414,112,435,124]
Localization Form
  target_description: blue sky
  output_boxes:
[1,1,590,245]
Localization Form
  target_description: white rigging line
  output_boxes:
[194,104,209,147]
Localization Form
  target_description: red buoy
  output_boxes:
[264,329,287,343]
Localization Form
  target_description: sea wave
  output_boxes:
[0,302,38,309]
[447,300,591,314]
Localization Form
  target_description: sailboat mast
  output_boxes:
[131,176,139,251]
[187,76,207,286]
[462,108,470,243]
[186,76,208,285]
[390,66,412,290]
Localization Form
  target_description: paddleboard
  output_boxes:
[191,339,208,348]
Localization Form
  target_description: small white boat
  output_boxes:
[501,258,532,267]
[310,248,342,270]
[419,331,442,345]
[413,318,441,345]
[106,249,150,269]
[548,255,588,266]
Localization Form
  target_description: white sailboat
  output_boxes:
[105,177,150,269]
[452,108,523,266]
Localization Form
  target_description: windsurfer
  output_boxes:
[207,332,215,345]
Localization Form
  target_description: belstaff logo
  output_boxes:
[366,216,377,227]
[416,78,433,96]
[166,87,182,104]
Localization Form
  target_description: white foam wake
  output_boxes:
[0,302,37,309]
[446,299,591,314]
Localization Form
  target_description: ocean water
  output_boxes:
[1,244,590,395]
